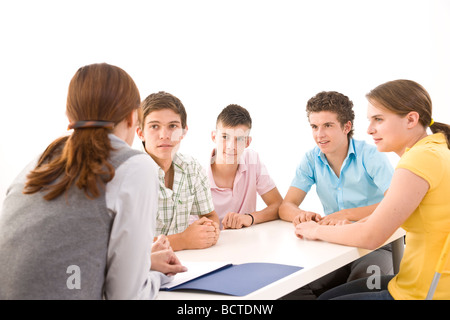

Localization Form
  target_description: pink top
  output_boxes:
[208,149,276,227]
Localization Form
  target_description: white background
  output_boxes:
[1,0,449,213]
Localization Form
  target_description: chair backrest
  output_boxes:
[426,233,450,300]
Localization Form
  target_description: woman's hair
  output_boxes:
[306,91,355,139]
[23,63,141,200]
[366,79,450,149]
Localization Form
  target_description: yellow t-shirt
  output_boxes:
[388,133,450,300]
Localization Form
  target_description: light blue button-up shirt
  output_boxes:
[291,139,394,215]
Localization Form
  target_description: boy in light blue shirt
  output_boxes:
[279,91,394,299]
[291,138,392,220]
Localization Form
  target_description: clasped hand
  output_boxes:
[222,212,253,229]
[182,217,220,249]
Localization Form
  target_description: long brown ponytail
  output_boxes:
[23,63,141,200]
[366,79,450,149]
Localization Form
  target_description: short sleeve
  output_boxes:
[290,152,316,193]
[396,146,443,189]
[363,146,394,193]
[252,151,276,196]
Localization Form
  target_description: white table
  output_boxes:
[157,219,405,300]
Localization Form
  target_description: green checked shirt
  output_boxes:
[156,153,215,236]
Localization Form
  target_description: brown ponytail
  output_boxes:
[23,63,140,200]
[430,121,450,149]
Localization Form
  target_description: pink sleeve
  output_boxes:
[254,152,276,196]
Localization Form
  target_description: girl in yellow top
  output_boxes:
[295,79,450,300]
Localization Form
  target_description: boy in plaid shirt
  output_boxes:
[137,91,220,251]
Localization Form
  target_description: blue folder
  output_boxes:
[162,262,303,296]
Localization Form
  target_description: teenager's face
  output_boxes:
[367,101,407,155]
[137,108,185,162]
[212,123,251,165]
[308,111,351,156]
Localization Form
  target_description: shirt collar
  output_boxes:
[210,148,247,170]
[108,133,128,146]
[208,149,247,189]
[317,138,356,165]
[405,133,446,153]
[158,152,185,179]
[172,153,186,171]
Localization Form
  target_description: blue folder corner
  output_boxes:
[164,262,303,296]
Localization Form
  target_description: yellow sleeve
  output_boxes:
[396,146,443,190]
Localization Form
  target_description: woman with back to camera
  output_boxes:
[0,63,186,299]
[295,79,450,299]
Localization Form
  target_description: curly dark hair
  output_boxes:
[306,91,355,139]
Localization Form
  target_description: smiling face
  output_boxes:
[137,108,186,164]
[212,122,251,165]
[308,111,351,156]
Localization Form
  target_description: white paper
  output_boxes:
[161,260,231,289]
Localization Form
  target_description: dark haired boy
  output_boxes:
[279,91,394,298]
[206,104,282,229]
[137,91,220,251]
